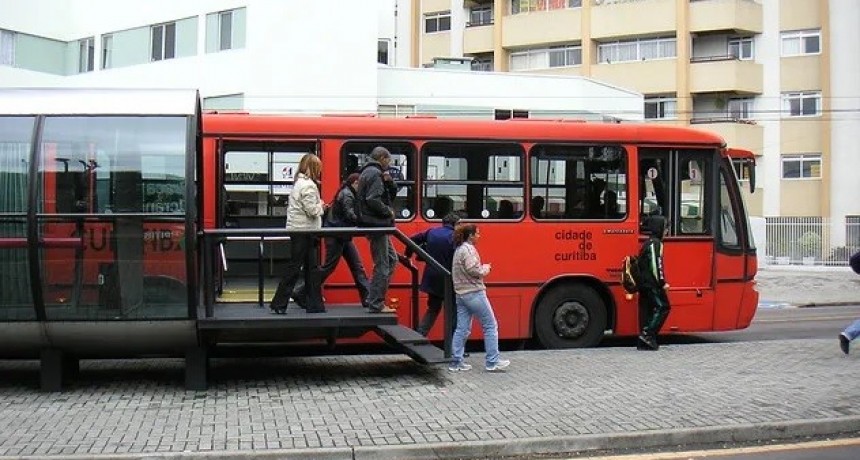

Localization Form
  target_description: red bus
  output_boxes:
[1,89,757,389]
[202,113,759,348]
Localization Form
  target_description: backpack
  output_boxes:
[621,255,641,294]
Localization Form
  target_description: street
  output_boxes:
[599,304,860,348]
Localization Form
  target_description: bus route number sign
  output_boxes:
[647,167,659,179]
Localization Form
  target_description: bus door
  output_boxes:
[216,140,318,301]
[712,151,758,330]
[638,148,715,331]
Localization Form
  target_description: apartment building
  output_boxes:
[412,0,860,246]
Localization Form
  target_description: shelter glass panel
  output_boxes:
[37,116,190,320]
[0,116,35,319]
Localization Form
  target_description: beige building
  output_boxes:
[407,0,860,243]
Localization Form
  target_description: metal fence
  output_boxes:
[762,216,860,266]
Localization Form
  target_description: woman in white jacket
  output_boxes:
[270,154,326,314]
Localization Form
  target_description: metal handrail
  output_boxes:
[199,226,454,358]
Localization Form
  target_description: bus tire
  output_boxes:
[534,284,606,349]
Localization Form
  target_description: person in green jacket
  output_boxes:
[637,215,670,351]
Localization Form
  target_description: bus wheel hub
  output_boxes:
[552,301,588,338]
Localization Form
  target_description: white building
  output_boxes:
[0,0,642,121]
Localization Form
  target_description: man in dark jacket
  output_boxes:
[637,215,670,350]
[355,147,398,313]
[406,213,460,336]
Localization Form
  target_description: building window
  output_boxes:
[218,11,233,51]
[207,8,244,53]
[471,57,493,71]
[151,22,176,61]
[644,97,677,120]
[0,29,16,66]
[78,37,94,73]
[424,11,451,33]
[727,98,754,120]
[728,37,753,60]
[510,45,581,70]
[781,29,821,56]
[598,37,676,63]
[781,154,821,179]
[512,0,581,14]
[782,91,821,117]
[378,39,391,65]
[469,5,493,26]
[101,34,113,69]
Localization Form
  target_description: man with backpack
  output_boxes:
[636,215,671,351]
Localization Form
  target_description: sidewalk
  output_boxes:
[756,265,860,307]
[1,338,859,460]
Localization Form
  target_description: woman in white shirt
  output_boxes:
[270,154,325,314]
[449,223,510,372]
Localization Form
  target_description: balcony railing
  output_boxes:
[466,20,494,27]
[690,54,745,63]
[690,116,756,124]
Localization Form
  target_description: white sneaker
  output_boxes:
[485,359,510,372]
[448,362,472,372]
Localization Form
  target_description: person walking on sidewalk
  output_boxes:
[449,223,510,372]
[637,215,671,351]
[355,146,398,314]
[405,212,460,336]
[839,319,860,354]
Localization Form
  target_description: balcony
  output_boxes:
[502,8,581,48]
[464,23,494,54]
[689,118,762,153]
[689,0,763,34]
[690,56,762,94]
[591,0,675,40]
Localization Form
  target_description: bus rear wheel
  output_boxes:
[534,285,606,349]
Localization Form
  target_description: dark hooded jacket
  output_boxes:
[407,222,457,297]
[637,216,666,289]
[327,181,359,227]
[355,161,395,227]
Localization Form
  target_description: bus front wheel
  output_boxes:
[534,285,606,349]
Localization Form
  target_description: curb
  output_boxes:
[353,416,860,459]
[6,416,860,460]
[796,301,860,308]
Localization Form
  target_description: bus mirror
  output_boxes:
[748,161,756,193]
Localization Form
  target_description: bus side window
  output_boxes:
[341,141,416,220]
[638,155,669,232]
[421,142,524,221]
[677,153,711,236]
[530,144,627,221]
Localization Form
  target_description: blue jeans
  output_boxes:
[451,290,501,368]
[843,318,860,341]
